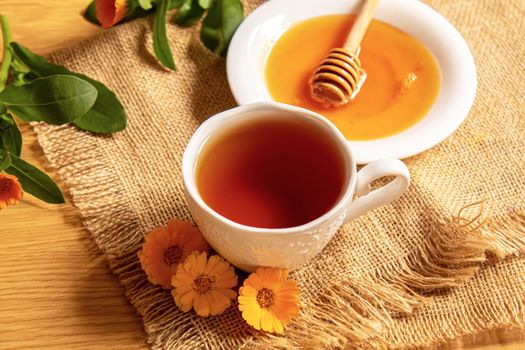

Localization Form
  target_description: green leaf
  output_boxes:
[9,52,35,86]
[200,0,243,57]
[0,75,98,125]
[169,0,185,9]
[138,0,154,10]
[12,72,32,86]
[0,112,12,123]
[0,150,11,170]
[153,0,176,71]
[9,53,30,75]
[176,0,205,27]
[83,1,100,25]
[11,43,127,133]
[4,152,65,204]
[198,0,213,9]
[0,113,22,156]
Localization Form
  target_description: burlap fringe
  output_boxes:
[485,211,525,259]
[242,201,525,350]
[33,122,524,349]
[108,251,256,350]
[32,123,143,255]
[109,251,206,348]
[32,122,252,350]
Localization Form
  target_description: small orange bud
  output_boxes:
[96,0,128,29]
[0,173,23,209]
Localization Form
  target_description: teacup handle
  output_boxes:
[344,158,410,223]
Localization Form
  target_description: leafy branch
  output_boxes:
[84,0,244,71]
[0,15,128,205]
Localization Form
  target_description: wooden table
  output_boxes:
[0,1,523,349]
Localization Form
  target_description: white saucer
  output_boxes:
[226,0,477,164]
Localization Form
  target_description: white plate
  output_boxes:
[226,0,477,164]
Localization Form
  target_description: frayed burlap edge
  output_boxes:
[30,120,525,349]
[90,209,525,350]
[241,204,525,350]
[31,123,143,254]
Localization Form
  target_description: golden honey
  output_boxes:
[265,15,441,140]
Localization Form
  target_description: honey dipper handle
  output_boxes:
[343,0,380,54]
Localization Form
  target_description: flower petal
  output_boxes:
[260,267,281,288]
[270,311,285,334]
[238,295,256,307]
[241,304,262,330]
[172,270,194,288]
[167,219,190,244]
[239,285,258,297]
[217,288,237,300]
[167,220,209,254]
[174,283,193,294]
[193,293,210,317]
[209,258,231,275]
[270,301,298,325]
[214,273,238,289]
[184,237,210,254]
[143,227,168,248]
[206,290,222,315]
[274,279,300,294]
[204,255,223,275]
[183,251,201,276]
[95,0,127,29]
[260,308,274,333]
[194,251,208,274]
[208,289,232,315]
[173,290,194,313]
[245,271,264,290]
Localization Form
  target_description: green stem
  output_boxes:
[0,15,13,92]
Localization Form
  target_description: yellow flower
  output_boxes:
[172,251,238,317]
[238,267,300,334]
[0,173,23,210]
[96,0,127,29]
[138,219,209,289]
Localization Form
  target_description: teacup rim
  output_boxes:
[182,101,357,235]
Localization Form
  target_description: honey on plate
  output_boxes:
[265,15,441,141]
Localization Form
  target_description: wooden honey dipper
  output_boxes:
[310,0,379,107]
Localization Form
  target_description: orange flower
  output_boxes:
[238,267,300,334]
[172,251,238,317]
[0,173,23,209]
[96,0,127,29]
[138,219,209,289]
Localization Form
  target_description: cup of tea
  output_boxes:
[182,102,410,272]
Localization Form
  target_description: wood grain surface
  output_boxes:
[0,1,523,349]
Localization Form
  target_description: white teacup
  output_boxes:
[182,102,410,272]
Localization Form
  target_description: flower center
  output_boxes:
[257,288,275,308]
[163,245,183,265]
[192,275,213,294]
[0,177,12,194]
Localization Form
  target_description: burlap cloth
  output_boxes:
[32,0,525,348]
